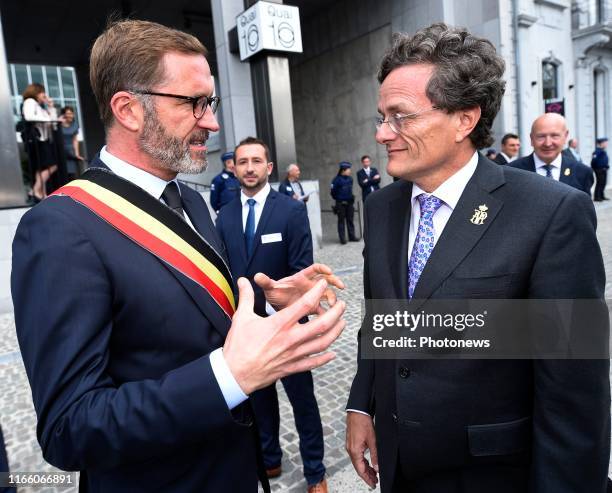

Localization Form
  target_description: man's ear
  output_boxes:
[455,106,481,143]
[267,161,274,176]
[109,91,142,132]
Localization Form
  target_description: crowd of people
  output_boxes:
[486,129,608,200]
[6,17,612,493]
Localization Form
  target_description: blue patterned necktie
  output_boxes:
[245,198,256,256]
[408,194,443,298]
[543,164,553,178]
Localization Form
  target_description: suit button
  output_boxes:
[398,366,411,379]
[392,413,398,423]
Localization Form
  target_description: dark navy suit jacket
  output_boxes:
[348,155,609,492]
[356,167,381,202]
[510,152,594,195]
[11,158,259,492]
[215,189,313,318]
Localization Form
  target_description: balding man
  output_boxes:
[279,163,309,202]
[510,114,593,195]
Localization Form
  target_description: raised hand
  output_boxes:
[254,263,345,315]
[223,277,346,395]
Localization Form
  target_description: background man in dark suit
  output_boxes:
[356,155,381,202]
[345,23,609,493]
[493,132,520,165]
[278,163,309,202]
[510,113,594,195]
[11,20,345,493]
[564,137,583,163]
[216,137,327,493]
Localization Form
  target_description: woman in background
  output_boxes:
[21,83,61,201]
[60,106,84,180]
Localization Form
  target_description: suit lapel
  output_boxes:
[559,156,573,186]
[411,157,505,310]
[387,181,413,299]
[248,190,277,267]
[526,154,536,172]
[158,187,234,337]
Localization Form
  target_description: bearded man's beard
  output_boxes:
[138,97,209,174]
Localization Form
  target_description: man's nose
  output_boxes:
[197,108,220,132]
[375,122,395,145]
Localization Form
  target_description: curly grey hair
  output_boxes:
[378,23,505,149]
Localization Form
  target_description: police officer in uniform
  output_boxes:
[210,151,240,212]
[331,161,358,244]
[591,137,609,201]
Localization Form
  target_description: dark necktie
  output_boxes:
[543,164,553,178]
[245,198,256,256]
[161,181,185,218]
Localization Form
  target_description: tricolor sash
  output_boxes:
[51,168,236,319]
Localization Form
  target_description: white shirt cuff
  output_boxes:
[265,301,277,316]
[346,408,371,417]
[209,348,248,410]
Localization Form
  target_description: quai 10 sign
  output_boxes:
[236,1,303,61]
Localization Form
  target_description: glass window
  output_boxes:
[45,66,61,99]
[29,65,43,86]
[61,67,76,99]
[542,61,558,101]
[14,64,28,95]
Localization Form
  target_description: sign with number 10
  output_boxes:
[236,1,303,61]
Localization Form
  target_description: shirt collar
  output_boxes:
[500,152,516,163]
[533,152,562,170]
[100,146,180,200]
[411,151,479,211]
[240,182,271,206]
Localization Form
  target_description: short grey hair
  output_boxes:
[378,23,505,149]
[286,163,298,173]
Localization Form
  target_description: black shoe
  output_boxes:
[349,237,360,242]
[340,239,347,244]
[603,197,610,201]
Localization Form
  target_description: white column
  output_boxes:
[211,0,257,149]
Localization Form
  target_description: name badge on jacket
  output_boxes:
[261,233,283,244]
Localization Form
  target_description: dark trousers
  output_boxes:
[593,168,608,200]
[0,425,15,493]
[250,371,325,485]
[336,200,356,242]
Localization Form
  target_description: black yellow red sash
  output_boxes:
[51,168,236,319]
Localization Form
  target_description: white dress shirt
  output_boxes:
[408,151,479,260]
[348,152,478,417]
[99,146,247,410]
[240,182,271,231]
[499,152,516,164]
[533,152,562,181]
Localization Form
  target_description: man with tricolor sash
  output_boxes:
[11,20,345,493]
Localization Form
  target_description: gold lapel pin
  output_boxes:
[470,204,488,225]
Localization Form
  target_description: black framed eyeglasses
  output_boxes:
[375,106,439,134]
[131,90,220,119]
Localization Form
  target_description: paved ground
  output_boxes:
[1,200,611,493]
